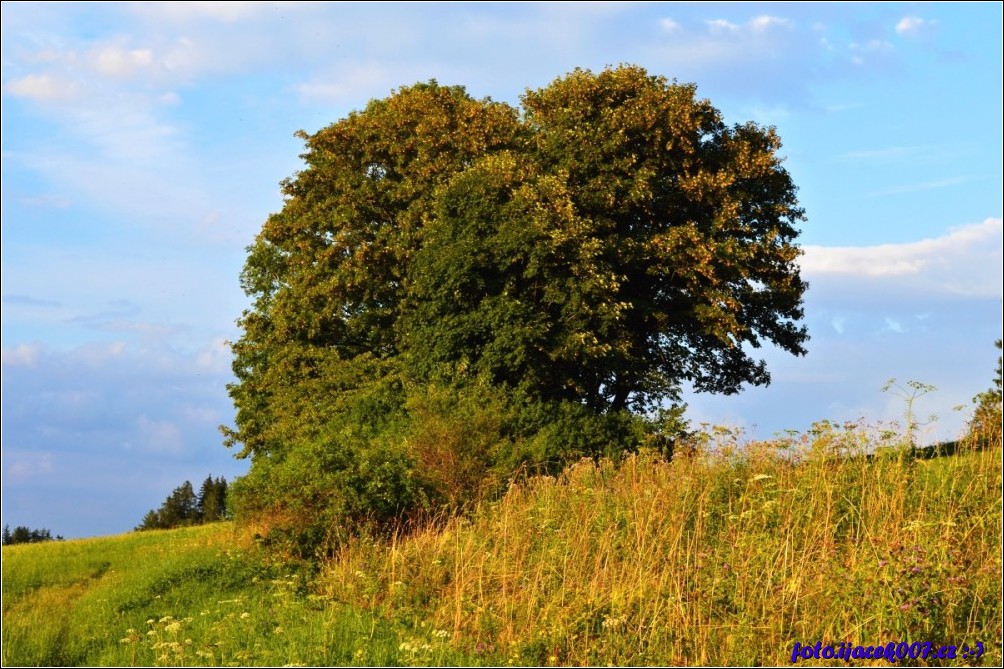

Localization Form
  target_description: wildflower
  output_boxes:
[433,629,449,639]
[601,615,627,629]
[165,622,182,634]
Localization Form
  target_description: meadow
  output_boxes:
[3,421,1000,666]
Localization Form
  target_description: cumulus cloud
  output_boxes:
[5,74,79,101]
[749,15,792,32]
[659,18,680,33]
[706,19,740,33]
[1,343,42,367]
[91,45,154,78]
[801,218,1003,297]
[895,16,935,36]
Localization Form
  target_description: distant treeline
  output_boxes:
[3,525,63,545]
[136,476,229,531]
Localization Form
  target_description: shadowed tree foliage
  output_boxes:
[198,476,229,523]
[2,525,62,545]
[136,476,229,531]
[223,66,808,553]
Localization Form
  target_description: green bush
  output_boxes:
[228,372,681,557]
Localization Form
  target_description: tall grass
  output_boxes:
[319,422,1002,665]
[4,422,999,666]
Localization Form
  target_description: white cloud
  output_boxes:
[5,73,79,101]
[659,18,680,33]
[91,45,154,78]
[881,317,905,334]
[801,218,1003,297]
[895,16,935,36]
[706,19,740,33]
[750,15,792,32]
[1,343,43,367]
[646,13,839,105]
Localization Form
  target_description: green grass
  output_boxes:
[4,423,1001,666]
[1,523,475,666]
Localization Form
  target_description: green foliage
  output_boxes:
[967,339,1003,447]
[224,65,807,546]
[197,476,229,523]
[2,524,62,545]
[137,477,230,531]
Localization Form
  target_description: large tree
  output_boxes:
[223,66,808,540]
[405,68,807,412]
[224,81,521,460]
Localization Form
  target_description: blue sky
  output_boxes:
[2,2,1001,538]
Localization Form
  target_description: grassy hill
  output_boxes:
[3,427,1001,666]
[1,523,472,666]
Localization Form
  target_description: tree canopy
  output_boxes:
[223,65,808,550]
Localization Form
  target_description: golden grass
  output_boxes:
[319,424,1002,665]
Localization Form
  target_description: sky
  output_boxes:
[2,2,1001,539]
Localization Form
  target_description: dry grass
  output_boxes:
[319,422,1002,665]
